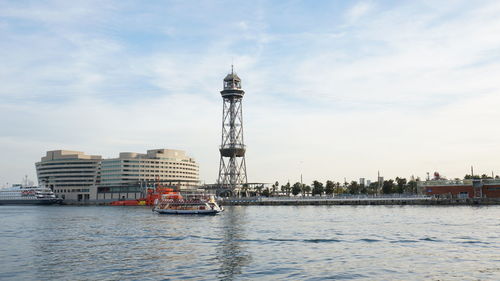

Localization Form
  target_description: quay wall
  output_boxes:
[220,197,500,206]
[59,197,500,206]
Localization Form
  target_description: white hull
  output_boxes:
[0,186,61,205]
[154,208,222,215]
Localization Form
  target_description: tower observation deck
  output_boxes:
[217,66,248,194]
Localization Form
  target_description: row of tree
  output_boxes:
[243,178,418,197]
[241,173,499,197]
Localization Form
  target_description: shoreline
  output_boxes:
[221,197,500,206]
[55,197,500,206]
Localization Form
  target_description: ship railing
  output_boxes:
[0,196,38,200]
[419,179,500,186]
[480,179,500,185]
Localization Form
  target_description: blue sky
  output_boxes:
[1,0,500,186]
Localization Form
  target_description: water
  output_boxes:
[0,205,499,280]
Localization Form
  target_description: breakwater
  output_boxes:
[220,195,500,206]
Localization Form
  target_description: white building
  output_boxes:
[35,150,101,202]
[36,148,199,202]
[97,149,199,200]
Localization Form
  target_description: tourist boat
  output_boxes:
[153,193,223,215]
[0,184,63,205]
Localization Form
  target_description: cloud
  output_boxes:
[345,1,373,23]
[1,0,500,186]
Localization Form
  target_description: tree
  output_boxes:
[382,180,395,194]
[334,182,344,194]
[395,177,407,194]
[348,181,360,194]
[262,187,270,197]
[312,180,324,196]
[325,180,335,196]
[281,182,291,196]
[255,184,264,196]
[241,183,250,197]
[368,182,379,194]
[360,184,368,194]
[292,182,302,196]
[302,184,311,196]
[407,180,418,194]
[271,181,279,196]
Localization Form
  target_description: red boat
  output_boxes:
[110,177,181,206]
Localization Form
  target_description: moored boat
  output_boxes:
[0,185,63,205]
[153,193,223,215]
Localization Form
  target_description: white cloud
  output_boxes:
[2,1,500,187]
[345,1,373,23]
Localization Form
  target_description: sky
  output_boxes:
[1,0,500,187]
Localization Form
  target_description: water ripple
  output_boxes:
[1,205,499,280]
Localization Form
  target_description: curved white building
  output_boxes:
[97,149,199,200]
[36,149,199,202]
[35,150,102,202]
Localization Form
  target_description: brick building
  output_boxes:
[419,179,500,198]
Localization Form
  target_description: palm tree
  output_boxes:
[241,183,250,197]
[285,182,291,196]
[302,184,311,196]
[292,182,301,196]
[272,181,279,196]
[255,184,264,196]
[325,180,335,196]
[312,180,324,196]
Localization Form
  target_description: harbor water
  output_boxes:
[0,205,499,280]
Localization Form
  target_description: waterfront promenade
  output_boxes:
[221,195,500,206]
[58,194,500,206]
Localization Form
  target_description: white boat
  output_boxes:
[153,193,223,215]
[0,185,63,205]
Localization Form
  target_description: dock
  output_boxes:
[220,195,500,206]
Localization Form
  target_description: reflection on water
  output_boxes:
[1,205,499,280]
[217,206,251,280]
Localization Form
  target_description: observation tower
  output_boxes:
[217,66,248,194]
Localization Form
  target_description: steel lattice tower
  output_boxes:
[217,67,248,194]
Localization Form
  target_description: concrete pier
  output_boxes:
[59,195,500,206]
[220,195,500,206]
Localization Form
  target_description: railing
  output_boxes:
[0,195,39,200]
[220,144,246,150]
[419,180,469,187]
[419,179,500,187]
[222,194,432,203]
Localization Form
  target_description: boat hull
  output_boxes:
[0,198,63,205]
[154,208,221,215]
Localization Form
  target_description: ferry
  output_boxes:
[0,184,63,205]
[153,193,223,215]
